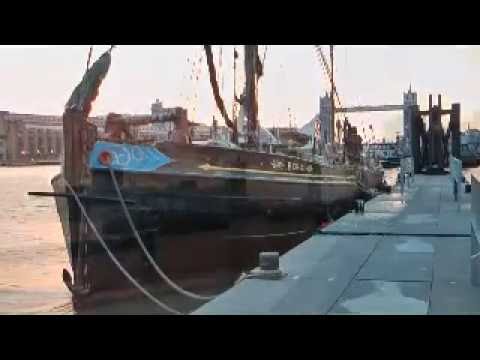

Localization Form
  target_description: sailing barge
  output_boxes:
[43,46,382,306]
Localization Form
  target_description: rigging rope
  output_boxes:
[204,45,234,129]
[63,179,182,315]
[219,45,224,93]
[314,45,343,109]
[262,45,268,68]
[192,50,202,122]
[233,46,238,122]
[108,166,217,301]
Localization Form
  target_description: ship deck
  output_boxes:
[193,174,480,315]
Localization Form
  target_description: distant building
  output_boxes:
[88,100,185,143]
[88,116,107,135]
[0,113,8,163]
[191,124,212,141]
[0,99,193,165]
[319,92,333,144]
[0,111,108,165]
[298,93,332,145]
[365,142,400,161]
[145,99,176,142]
[0,112,64,165]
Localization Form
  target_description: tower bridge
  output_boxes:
[317,86,418,156]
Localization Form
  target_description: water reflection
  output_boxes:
[0,166,71,314]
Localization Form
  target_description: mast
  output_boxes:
[232,47,239,144]
[330,45,335,144]
[244,45,262,147]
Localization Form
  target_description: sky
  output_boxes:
[0,45,479,141]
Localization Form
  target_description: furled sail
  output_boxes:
[65,48,112,117]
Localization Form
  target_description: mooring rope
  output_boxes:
[108,166,217,301]
[63,179,182,315]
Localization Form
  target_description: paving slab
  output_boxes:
[429,279,480,315]
[365,200,406,213]
[357,248,433,282]
[330,280,431,315]
[193,175,480,315]
[194,235,379,315]
[387,237,435,253]
[325,212,398,233]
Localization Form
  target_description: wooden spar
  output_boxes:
[63,108,99,295]
[232,47,238,144]
[63,109,87,292]
[244,45,259,147]
[28,191,136,204]
[62,48,112,294]
[63,111,84,187]
[330,45,335,144]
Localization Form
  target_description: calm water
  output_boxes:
[0,165,474,315]
[0,166,72,314]
[0,166,217,315]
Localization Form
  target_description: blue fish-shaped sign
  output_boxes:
[89,141,173,173]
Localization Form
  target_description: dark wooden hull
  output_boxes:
[55,173,358,284]
[460,156,480,168]
[52,143,378,307]
[380,159,401,168]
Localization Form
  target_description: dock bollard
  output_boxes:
[246,252,286,280]
[259,252,280,271]
[355,199,365,214]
